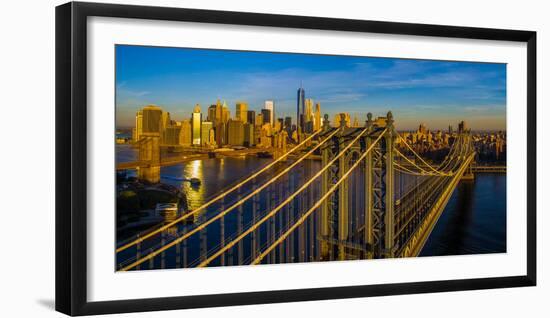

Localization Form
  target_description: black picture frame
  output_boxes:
[55,1,537,316]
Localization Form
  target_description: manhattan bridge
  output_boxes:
[116,111,475,270]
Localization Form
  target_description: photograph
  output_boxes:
[114,45,507,271]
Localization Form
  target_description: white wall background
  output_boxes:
[0,0,546,317]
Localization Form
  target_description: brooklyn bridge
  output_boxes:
[116,111,477,271]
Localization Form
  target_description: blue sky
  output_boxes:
[115,45,506,131]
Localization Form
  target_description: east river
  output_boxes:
[115,144,506,269]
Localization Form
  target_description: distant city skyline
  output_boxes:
[116,45,506,131]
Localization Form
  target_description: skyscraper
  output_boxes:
[284,116,292,135]
[179,119,192,146]
[208,105,217,123]
[255,113,264,127]
[264,100,274,126]
[235,102,248,123]
[304,98,314,133]
[227,119,244,146]
[192,104,202,146]
[304,99,313,122]
[297,83,305,136]
[261,109,271,125]
[215,122,227,146]
[133,110,143,141]
[161,111,171,131]
[160,111,171,143]
[247,110,256,125]
[314,102,321,131]
[243,122,255,147]
[201,121,213,146]
[221,101,230,123]
[164,125,181,146]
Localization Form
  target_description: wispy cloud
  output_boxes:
[114,46,506,130]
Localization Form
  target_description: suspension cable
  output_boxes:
[197,128,386,268]
[394,162,437,176]
[397,134,448,175]
[394,148,451,176]
[119,128,339,271]
[116,129,322,253]
[256,132,474,264]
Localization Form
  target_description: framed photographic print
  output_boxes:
[55,1,536,316]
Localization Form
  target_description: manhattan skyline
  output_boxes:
[115,45,506,131]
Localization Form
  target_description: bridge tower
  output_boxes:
[364,112,396,258]
[137,135,161,183]
[320,114,339,261]
[320,111,396,260]
[459,122,475,181]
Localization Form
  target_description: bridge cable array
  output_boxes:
[259,131,471,261]
[119,128,341,271]
[196,127,387,267]
[116,129,323,253]
[396,134,452,175]
[118,125,476,269]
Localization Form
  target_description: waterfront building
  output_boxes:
[227,119,245,146]
[164,125,181,146]
[209,129,216,147]
[141,105,162,135]
[201,121,213,147]
[236,102,248,123]
[215,122,227,146]
[264,100,274,126]
[192,104,202,146]
[179,119,192,146]
[160,111,171,142]
[133,110,143,142]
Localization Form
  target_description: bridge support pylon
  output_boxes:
[461,129,475,181]
[365,112,396,258]
[383,112,396,258]
[320,111,396,261]
[137,135,161,183]
[320,114,336,261]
